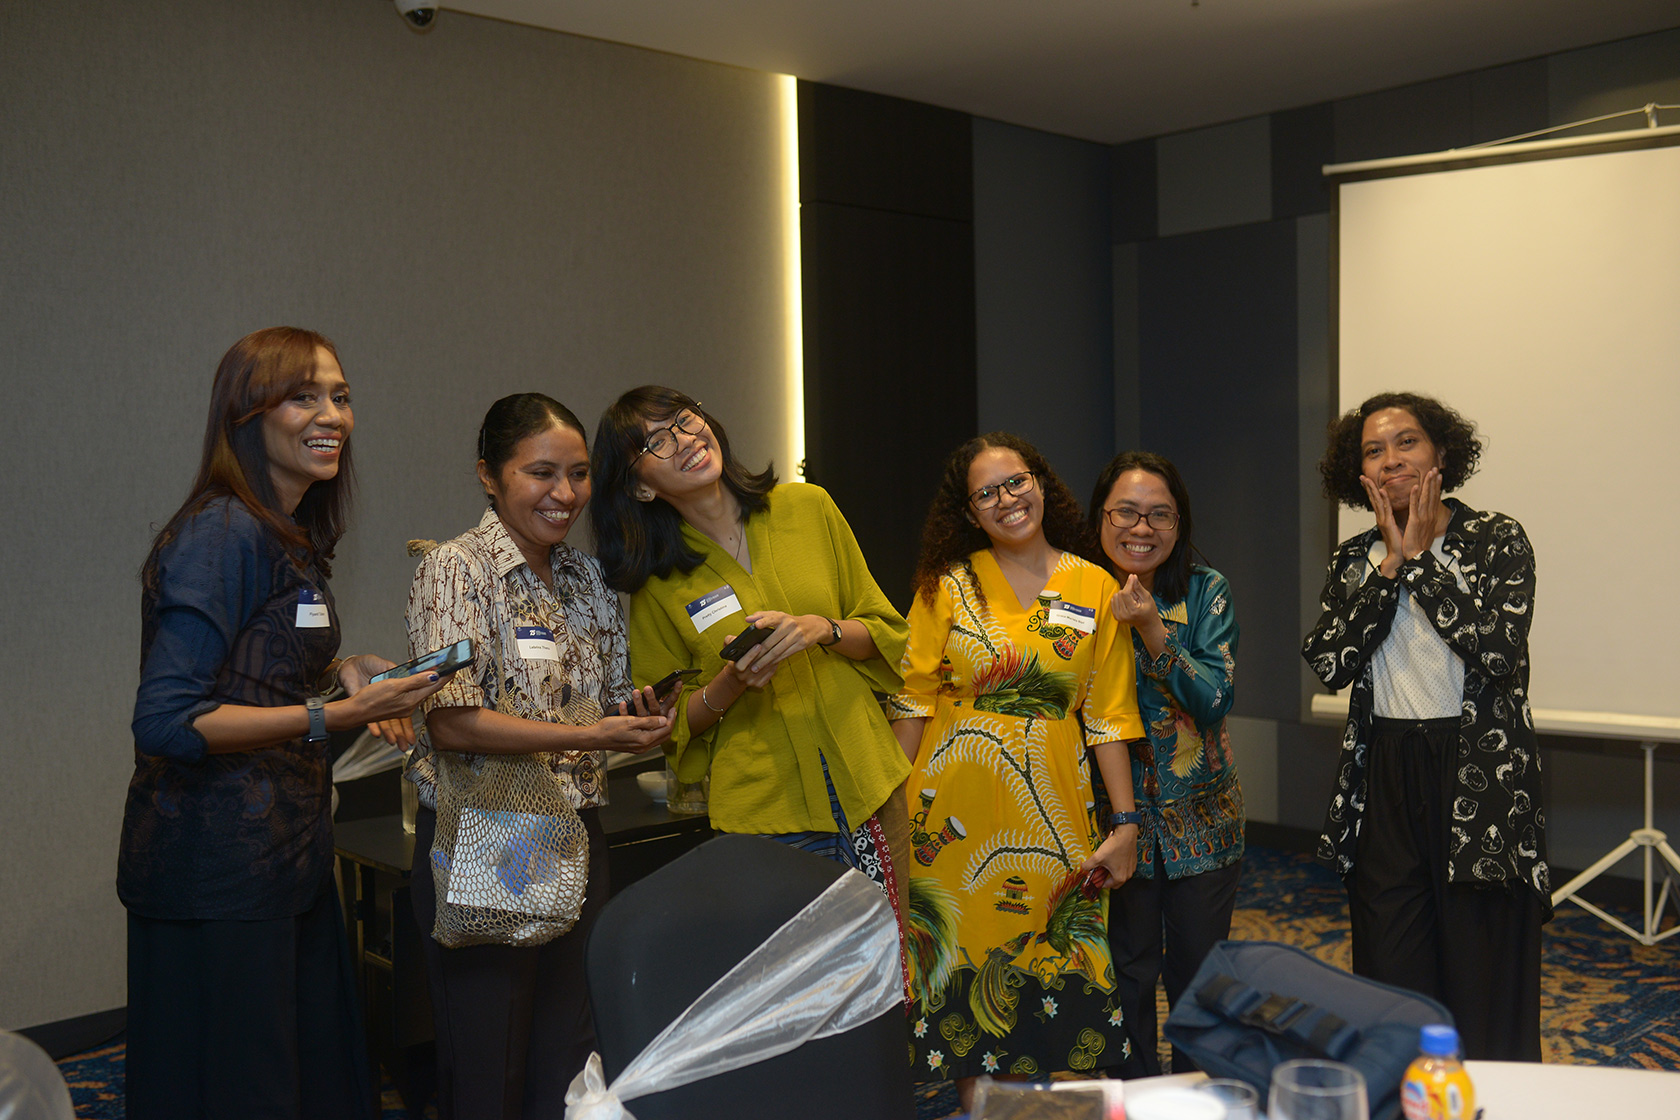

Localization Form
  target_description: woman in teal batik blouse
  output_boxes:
[1087,451,1244,1074]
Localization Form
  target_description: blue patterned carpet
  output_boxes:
[54,846,1679,1118]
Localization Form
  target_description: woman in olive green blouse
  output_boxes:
[591,387,911,912]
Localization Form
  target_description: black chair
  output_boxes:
[586,834,914,1120]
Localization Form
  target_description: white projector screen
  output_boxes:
[1334,136,1680,733]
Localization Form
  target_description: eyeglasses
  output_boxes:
[969,472,1036,510]
[637,407,706,461]
[1103,506,1179,531]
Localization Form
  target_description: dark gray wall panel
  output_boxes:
[0,0,787,1029]
[1549,26,1680,134]
[1271,103,1334,219]
[973,118,1113,498]
[1111,139,1158,243]
[801,199,976,609]
[1138,221,1298,723]
[798,82,976,610]
[798,81,972,220]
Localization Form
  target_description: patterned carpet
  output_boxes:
[51,846,1679,1118]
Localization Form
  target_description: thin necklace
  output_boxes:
[728,523,746,565]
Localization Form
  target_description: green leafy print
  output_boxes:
[970,648,1075,720]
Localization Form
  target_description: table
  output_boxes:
[1122,1061,1680,1119]
[334,761,713,1116]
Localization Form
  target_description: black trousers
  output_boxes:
[412,805,608,1120]
[1109,850,1243,1074]
[1349,716,1544,1062]
[126,876,375,1120]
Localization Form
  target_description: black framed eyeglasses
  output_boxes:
[969,472,1036,510]
[1103,506,1179,531]
[637,407,705,461]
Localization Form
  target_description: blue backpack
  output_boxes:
[1162,941,1452,1120]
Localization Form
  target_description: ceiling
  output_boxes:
[442,0,1678,143]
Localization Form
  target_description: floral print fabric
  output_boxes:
[890,551,1144,1080]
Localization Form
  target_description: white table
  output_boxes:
[1122,1061,1680,1119]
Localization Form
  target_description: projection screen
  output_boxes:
[1327,128,1680,737]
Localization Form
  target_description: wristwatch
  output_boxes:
[1109,810,1143,828]
[820,618,843,647]
[305,696,330,744]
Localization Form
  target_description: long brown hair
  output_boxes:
[144,327,354,587]
[910,432,1095,607]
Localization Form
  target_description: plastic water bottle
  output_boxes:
[1400,1024,1475,1120]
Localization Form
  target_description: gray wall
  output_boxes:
[1111,26,1680,866]
[0,0,788,1029]
[972,118,1114,500]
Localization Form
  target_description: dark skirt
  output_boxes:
[125,875,375,1120]
[411,804,608,1120]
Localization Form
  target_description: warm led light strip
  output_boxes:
[778,73,806,479]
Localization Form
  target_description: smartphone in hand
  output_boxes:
[651,667,701,702]
[369,638,473,683]
[718,626,772,663]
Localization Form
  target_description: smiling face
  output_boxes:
[1100,469,1179,592]
[1360,407,1443,508]
[632,406,722,500]
[966,446,1042,549]
[479,423,591,570]
[262,346,352,514]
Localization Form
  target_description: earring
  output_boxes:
[633,485,656,503]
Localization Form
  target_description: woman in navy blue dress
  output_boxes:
[119,327,447,1120]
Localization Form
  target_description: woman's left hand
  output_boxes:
[1078,824,1139,889]
[338,654,425,749]
[1401,466,1445,561]
[737,610,832,673]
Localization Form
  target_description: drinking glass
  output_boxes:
[1268,1060,1368,1120]
[1197,1078,1260,1120]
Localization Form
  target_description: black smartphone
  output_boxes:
[369,638,473,683]
[651,667,701,702]
[718,625,772,663]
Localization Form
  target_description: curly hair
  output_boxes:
[1319,391,1483,509]
[591,386,776,593]
[910,432,1096,607]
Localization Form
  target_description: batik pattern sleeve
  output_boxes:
[1145,570,1239,730]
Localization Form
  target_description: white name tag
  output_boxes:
[295,589,330,628]
[515,625,558,661]
[685,585,742,634]
[1047,602,1096,633]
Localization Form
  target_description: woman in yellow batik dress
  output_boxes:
[890,434,1148,1105]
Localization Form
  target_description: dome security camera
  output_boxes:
[394,0,437,30]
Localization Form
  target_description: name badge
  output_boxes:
[515,625,558,661]
[295,589,330,628]
[685,585,742,634]
[1047,601,1096,634]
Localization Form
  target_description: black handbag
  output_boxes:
[1162,941,1451,1120]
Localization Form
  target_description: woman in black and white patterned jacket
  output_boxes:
[1303,391,1547,1063]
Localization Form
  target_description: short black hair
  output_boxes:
[477,393,586,510]
[1086,450,1197,604]
[1319,391,1483,509]
[590,387,776,593]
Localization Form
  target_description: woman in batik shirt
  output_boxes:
[1087,450,1243,1075]
[403,393,672,1119]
